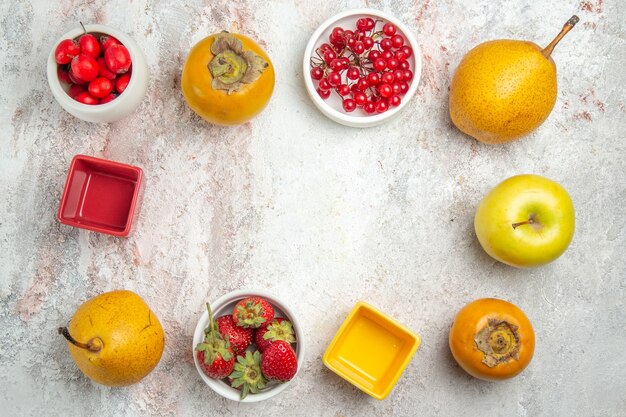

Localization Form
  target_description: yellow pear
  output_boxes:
[59,290,165,386]
[449,16,579,144]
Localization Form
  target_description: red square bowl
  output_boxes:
[57,155,143,237]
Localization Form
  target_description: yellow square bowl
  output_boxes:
[322,301,421,400]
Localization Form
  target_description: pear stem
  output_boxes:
[542,15,579,59]
[58,327,102,353]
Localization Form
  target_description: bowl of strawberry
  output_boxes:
[47,23,148,123]
[303,9,421,128]
[192,290,304,402]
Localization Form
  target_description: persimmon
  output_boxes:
[181,31,275,125]
[449,298,535,381]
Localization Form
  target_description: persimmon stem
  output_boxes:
[58,327,102,352]
[542,15,579,59]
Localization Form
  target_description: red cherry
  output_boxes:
[378,83,392,98]
[99,93,118,104]
[317,87,330,99]
[319,78,331,91]
[389,95,402,107]
[391,35,404,49]
[97,57,117,80]
[322,49,336,63]
[75,91,99,105]
[383,23,397,36]
[88,77,114,98]
[68,68,87,85]
[367,72,380,86]
[311,66,324,81]
[54,39,81,65]
[57,66,72,84]
[71,54,99,82]
[380,38,393,51]
[327,71,341,87]
[376,99,389,113]
[337,84,350,96]
[100,35,120,51]
[346,67,360,80]
[79,34,101,58]
[342,98,357,112]
[104,44,131,74]
[68,84,85,99]
[373,58,387,72]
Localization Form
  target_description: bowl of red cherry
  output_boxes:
[47,23,148,123]
[303,9,421,128]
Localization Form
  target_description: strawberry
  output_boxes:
[195,303,234,379]
[260,340,298,382]
[217,315,254,354]
[232,296,275,328]
[255,317,296,352]
[229,351,267,400]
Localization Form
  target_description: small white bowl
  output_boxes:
[303,8,422,128]
[192,289,305,402]
[47,24,148,123]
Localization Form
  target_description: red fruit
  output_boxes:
[115,73,131,94]
[342,98,357,112]
[229,351,267,400]
[322,49,336,64]
[88,77,113,98]
[367,72,380,86]
[99,35,120,51]
[357,77,369,91]
[97,58,117,80]
[363,101,376,114]
[378,83,393,98]
[232,297,275,328]
[356,17,369,31]
[260,341,298,382]
[54,39,81,64]
[400,45,413,59]
[79,34,101,58]
[337,84,350,97]
[75,91,99,105]
[353,91,368,107]
[391,34,404,49]
[68,69,87,85]
[346,67,360,81]
[383,23,397,36]
[68,84,85,99]
[196,303,235,379]
[255,318,296,352]
[99,93,118,104]
[317,88,330,99]
[104,44,132,74]
[71,54,100,82]
[368,50,381,62]
[57,66,72,84]
[376,99,389,113]
[380,38,393,51]
[389,95,402,107]
[318,78,331,91]
[216,315,254,354]
[327,71,341,87]
[373,58,387,72]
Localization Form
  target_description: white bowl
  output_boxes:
[47,24,148,123]
[192,289,305,402]
[303,8,422,128]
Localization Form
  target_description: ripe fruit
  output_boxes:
[100,93,117,104]
[79,34,101,58]
[449,16,579,144]
[88,77,113,98]
[97,57,117,80]
[71,54,99,82]
[182,31,275,125]
[100,35,120,51]
[58,290,164,386]
[449,298,535,381]
[104,44,131,74]
[474,174,575,268]
[216,315,254,354]
[68,84,85,99]
[55,39,81,64]
[233,296,274,328]
[260,340,298,382]
[229,351,267,400]
[57,66,72,84]
[196,303,235,379]
[115,73,131,94]
[75,91,99,105]
[254,318,295,352]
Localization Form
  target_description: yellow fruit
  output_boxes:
[59,290,165,386]
[449,16,579,144]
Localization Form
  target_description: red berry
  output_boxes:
[400,45,413,58]
[337,84,350,96]
[368,50,381,62]
[383,23,397,36]
[381,72,395,84]
[57,66,72,84]
[365,18,376,30]
[254,318,296,353]
[399,60,410,70]
[392,82,402,95]
[343,30,354,40]
[99,93,118,104]
[260,340,298,382]
[366,72,380,86]
[323,49,336,63]
[75,91,99,105]
[104,44,131,74]
[373,58,387,72]
[393,69,405,82]
[79,34,100,58]
[399,81,409,94]
[376,99,389,113]
[317,88,330,99]
[347,37,356,49]
[346,67,360,80]
[339,57,350,70]
[395,50,407,62]
[54,39,81,65]
[68,69,87,85]
[356,18,369,31]
[319,43,333,53]
[233,297,275,328]
[217,315,254,354]
[382,50,393,60]
[363,101,376,114]
[357,77,369,91]
[88,77,113,98]
[391,35,404,49]
[319,78,331,90]
[68,84,85,99]
[386,58,399,70]
[380,38,393,51]
[403,69,414,82]
[327,71,341,87]
[71,54,99,82]
[353,91,367,106]
[378,83,392,98]
[329,58,343,71]
[310,66,324,81]
[389,95,402,107]
[331,27,344,41]
[99,35,120,51]
[350,84,360,94]
[352,41,365,54]
[362,36,374,49]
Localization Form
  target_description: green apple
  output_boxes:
[474,174,575,268]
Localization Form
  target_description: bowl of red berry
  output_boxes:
[303,9,421,128]
[192,290,304,402]
[47,23,148,123]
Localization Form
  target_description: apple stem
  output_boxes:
[512,219,533,229]
[79,21,87,35]
[542,15,579,59]
[58,327,102,353]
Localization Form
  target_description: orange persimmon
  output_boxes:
[181,31,275,125]
[449,298,535,381]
